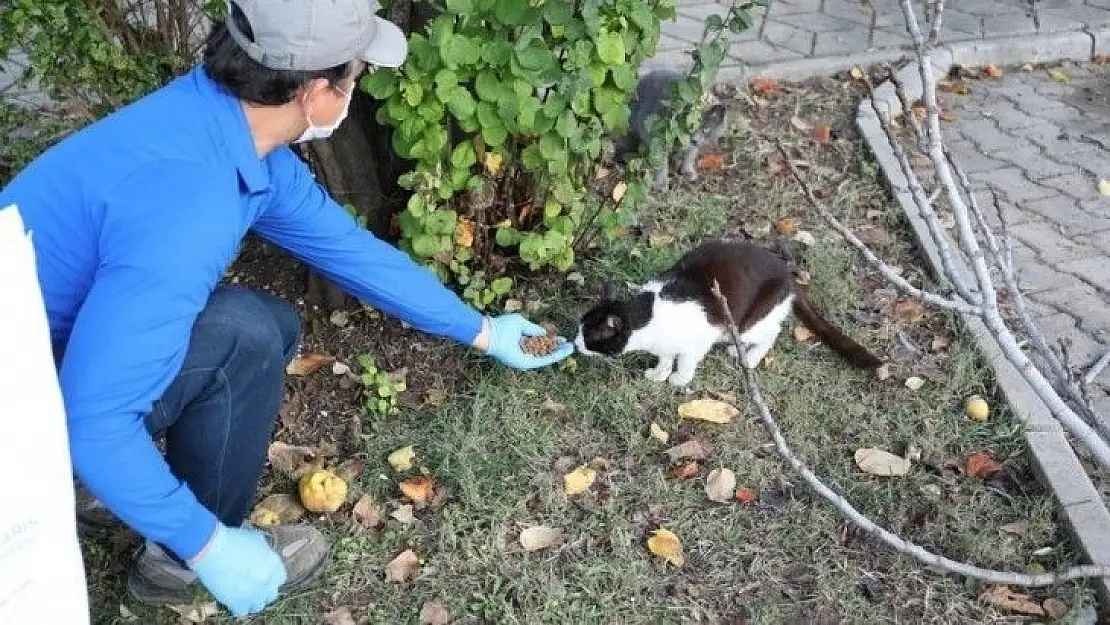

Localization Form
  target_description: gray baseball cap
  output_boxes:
[226,0,408,71]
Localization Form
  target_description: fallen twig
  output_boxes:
[1085,351,1110,387]
[709,279,1110,586]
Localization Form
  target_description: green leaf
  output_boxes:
[539,133,565,161]
[543,0,575,26]
[418,99,446,123]
[425,209,458,236]
[494,0,527,24]
[611,65,637,92]
[555,109,578,139]
[412,234,439,258]
[483,41,514,66]
[521,144,545,171]
[490,276,513,295]
[361,69,399,99]
[445,0,473,13]
[451,141,477,170]
[481,124,508,146]
[477,101,501,129]
[406,193,427,216]
[495,226,522,247]
[402,80,423,106]
[475,71,501,102]
[441,34,481,68]
[434,69,459,100]
[517,96,541,133]
[446,86,477,120]
[544,200,562,219]
[516,42,555,72]
[595,30,625,65]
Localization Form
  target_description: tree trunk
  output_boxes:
[292,0,438,313]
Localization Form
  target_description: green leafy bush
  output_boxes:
[362,0,678,308]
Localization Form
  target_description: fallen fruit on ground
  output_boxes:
[854,448,911,476]
[563,466,597,495]
[678,398,739,424]
[705,468,737,503]
[286,353,334,375]
[965,395,990,421]
[298,469,349,513]
[388,445,416,471]
[519,525,563,551]
[647,528,684,566]
[400,476,436,503]
[384,549,421,583]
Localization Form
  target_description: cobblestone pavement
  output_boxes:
[944,62,1110,425]
[651,0,1110,73]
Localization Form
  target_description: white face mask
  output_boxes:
[294,84,353,144]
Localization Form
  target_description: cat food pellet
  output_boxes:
[520,324,559,356]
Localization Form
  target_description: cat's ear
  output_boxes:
[605,314,623,330]
[601,279,619,301]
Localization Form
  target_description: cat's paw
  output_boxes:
[667,371,695,387]
[644,366,671,382]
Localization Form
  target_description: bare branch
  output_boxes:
[776,140,981,316]
[709,280,1110,587]
[1085,351,1110,387]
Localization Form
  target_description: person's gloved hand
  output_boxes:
[483,314,575,370]
[187,524,286,618]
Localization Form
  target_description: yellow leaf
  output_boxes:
[646,528,684,566]
[563,466,597,495]
[455,217,475,249]
[854,448,912,476]
[649,422,669,444]
[388,445,416,471]
[611,181,628,203]
[384,549,421,583]
[519,525,563,551]
[1098,179,1110,196]
[1047,68,1069,83]
[399,476,436,503]
[705,468,737,503]
[678,398,739,424]
[849,65,865,80]
[483,152,504,175]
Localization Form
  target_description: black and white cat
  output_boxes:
[574,239,883,387]
[613,68,729,191]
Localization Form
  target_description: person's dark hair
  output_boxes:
[202,1,357,105]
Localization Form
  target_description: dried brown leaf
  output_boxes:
[266,441,323,479]
[966,452,1002,478]
[999,520,1030,536]
[250,493,305,526]
[647,528,684,566]
[667,461,700,480]
[705,468,737,503]
[384,549,421,583]
[775,218,797,235]
[419,600,451,625]
[678,398,739,424]
[697,152,725,171]
[286,353,335,375]
[323,607,357,625]
[400,476,436,503]
[352,494,383,529]
[980,585,1045,616]
[611,181,628,203]
[519,525,563,551]
[335,458,365,482]
[735,487,756,504]
[752,76,779,95]
[811,123,831,143]
[892,298,923,319]
[790,116,811,132]
[390,503,416,525]
[854,448,911,476]
[1042,597,1068,619]
[982,63,1003,78]
[793,325,813,342]
[665,438,713,462]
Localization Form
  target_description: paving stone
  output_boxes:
[1039,172,1103,201]
[1032,283,1110,335]
[995,82,1073,114]
[971,167,1060,203]
[870,27,913,48]
[1059,255,1110,293]
[1014,249,1080,292]
[946,140,1010,173]
[814,28,875,55]
[663,15,713,44]
[1028,431,1100,506]
[761,20,815,56]
[982,100,1044,131]
[996,146,1081,180]
[983,12,1038,36]
[728,40,801,65]
[765,0,822,16]
[786,12,864,34]
[1010,219,1098,261]
[820,0,875,26]
[937,10,985,39]
[1037,5,1110,31]
[958,118,1025,153]
[1022,195,1110,234]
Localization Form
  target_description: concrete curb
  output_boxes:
[853,33,1110,616]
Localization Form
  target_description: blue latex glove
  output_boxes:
[485,314,575,370]
[188,524,286,618]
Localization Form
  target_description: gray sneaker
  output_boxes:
[126,524,330,607]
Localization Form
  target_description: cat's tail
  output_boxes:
[791,291,883,370]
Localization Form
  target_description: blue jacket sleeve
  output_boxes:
[252,148,484,346]
[61,161,233,561]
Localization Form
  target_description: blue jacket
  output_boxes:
[0,66,483,561]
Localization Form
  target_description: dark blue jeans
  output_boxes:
[143,286,300,558]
